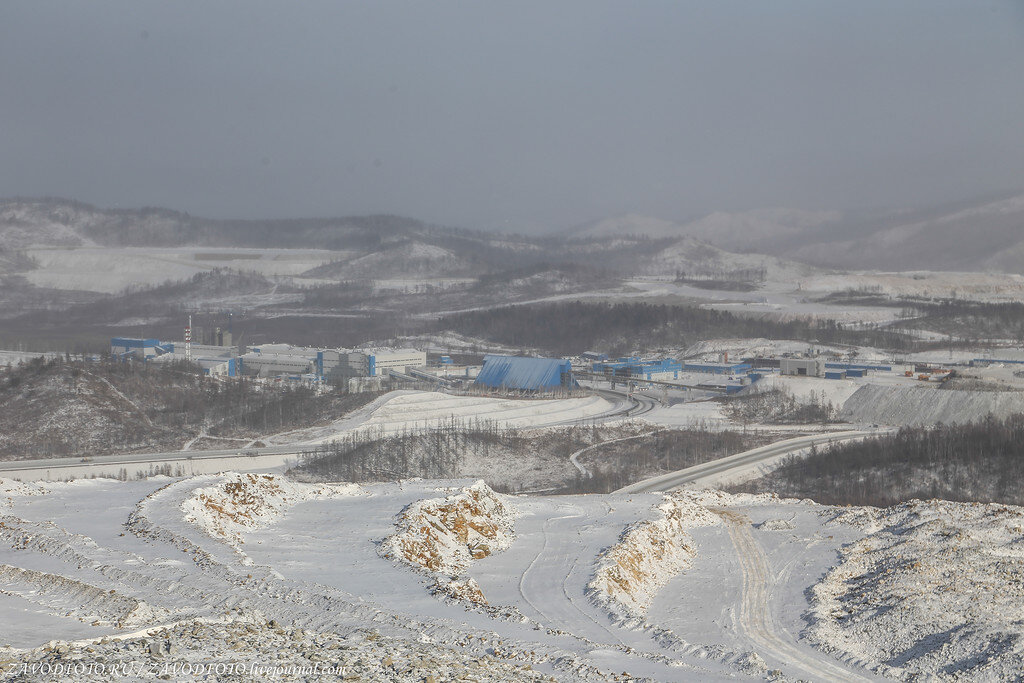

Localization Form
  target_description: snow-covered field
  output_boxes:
[290,391,618,445]
[21,246,346,293]
[2,475,1018,681]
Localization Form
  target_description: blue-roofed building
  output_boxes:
[683,361,752,375]
[110,337,163,359]
[475,355,576,391]
[593,357,682,381]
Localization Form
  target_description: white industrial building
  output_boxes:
[780,358,826,377]
[242,345,427,380]
[359,348,427,377]
[318,347,427,379]
[112,334,426,382]
[241,345,318,378]
[150,353,237,377]
[167,342,236,359]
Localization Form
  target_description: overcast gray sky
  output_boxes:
[2,1,1023,231]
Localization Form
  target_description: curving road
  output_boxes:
[568,428,664,477]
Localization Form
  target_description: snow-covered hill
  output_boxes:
[790,192,1024,272]
[570,191,1024,273]
[570,208,841,253]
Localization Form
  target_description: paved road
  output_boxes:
[614,429,885,494]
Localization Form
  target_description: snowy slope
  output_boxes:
[295,391,616,445]
[839,384,1024,426]
[568,208,840,252]
[1,475,1021,680]
[785,192,1024,273]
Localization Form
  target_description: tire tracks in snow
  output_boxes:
[714,509,873,683]
[517,509,626,647]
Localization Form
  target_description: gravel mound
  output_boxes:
[811,499,1024,680]
[381,481,516,606]
[839,383,1024,426]
[182,473,361,548]
[588,493,719,619]
[0,619,555,682]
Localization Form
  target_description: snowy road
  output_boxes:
[715,509,875,682]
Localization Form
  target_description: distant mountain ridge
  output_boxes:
[0,197,435,250]
[568,190,1024,273]
[568,208,842,252]
[7,191,1022,280]
[0,197,798,282]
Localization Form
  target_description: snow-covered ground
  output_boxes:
[21,246,346,293]
[0,350,60,367]
[292,391,618,445]
[642,399,731,430]
[4,475,1017,680]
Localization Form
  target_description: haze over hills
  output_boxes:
[0,197,804,285]
[568,190,1024,274]
[7,191,1024,277]
[567,208,843,252]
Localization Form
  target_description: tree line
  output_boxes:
[732,415,1024,507]
[439,301,915,355]
[0,356,382,458]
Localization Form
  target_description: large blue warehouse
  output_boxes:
[475,355,576,391]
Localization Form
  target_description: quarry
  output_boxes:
[5,238,1024,680]
[3,7,1024,677]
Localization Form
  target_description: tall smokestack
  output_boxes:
[185,315,192,363]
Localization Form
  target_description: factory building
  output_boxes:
[780,358,826,377]
[355,348,427,377]
[592,357,681,381]
[195,357,236,377]
[150,353,237,377]
[167,342,237,359]
[240,345,318,378]
[475,355,576,391]
[110,338,167,359]
[824,362,891,372]
[318,348,427,379]
[111,334,426,382]
[592,357,642,378]
[683,361,752,375]
[190,326,232,348]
